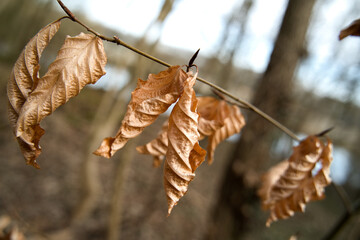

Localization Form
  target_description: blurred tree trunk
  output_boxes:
[205,0,316,239]
[205,0,252,88]
[218,0,253,90]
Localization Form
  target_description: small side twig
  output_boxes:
[56,0,300,142]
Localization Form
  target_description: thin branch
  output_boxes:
[212,89,250,109]
[113,36,171,67]
[197,75,300,141]
[56,0,300,142]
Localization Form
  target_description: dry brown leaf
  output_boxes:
[339,18,360,40]
[0,215,25,240]
[14,32,107,167]
[136,97,245,165]
[197,96,227,137]
[135,96,225,166]
[95,65,191,158]
[164,71,206,215]
[7,20,61,168]
[136,120,168,167]
[207,104,245,164]
[258,136,333,226]
[257,160,290,204]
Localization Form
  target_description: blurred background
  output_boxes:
[0,0,359,239]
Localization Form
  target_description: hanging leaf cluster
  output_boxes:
[7,19,107,168]
[258,136,333,226]
[7,20,246,214]
[94,66,246,214]
[136,96,245,166]
[7,14,335,224]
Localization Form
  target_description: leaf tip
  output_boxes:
[27,159,40,169]
[135,145,145,154]
[265,220,271,228]
[167,200,176,216]
[93,137,114,158]
[206,155,214,165]
[153,156,162,168]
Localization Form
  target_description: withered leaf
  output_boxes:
[206,104,245,164]
[136,97,245,166]
[136,120,168,167]
[135,96,224,166]
[197,96,226,137]
[339,18,360,40]
[7,20,61,168]
[14,32,107,166]
[95,65,191,158]
[258,136,333,226]
[164,70,206,215]
[257,160,289,205]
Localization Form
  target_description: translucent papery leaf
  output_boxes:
[197,97,227,137]
[164,73,206,215]
[136,97,225,166]
[8,20,62,111]
[294,140,333,202]
[137,97,244,166]
[207,105,245,164]
[258,136,334,226]
[339,18,360,40]
[7,20,61,168]
[136,120,168,167]
[15,33,107,166]
[94,66,191,158]
[257,160,289,207]
[267,136,323,202]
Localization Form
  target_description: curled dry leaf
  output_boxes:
[258,136,333,226]
[7,20,61,168]
[136,120,169,167]
[95,65,190,158]
[14,32,107,167]
[339,18,360,40]
[136,97,245,165]
[206,104,245,164]
[257,160,289,204]
[164,70,206,215]
[136,96,224,166]
[197,96,226,137]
